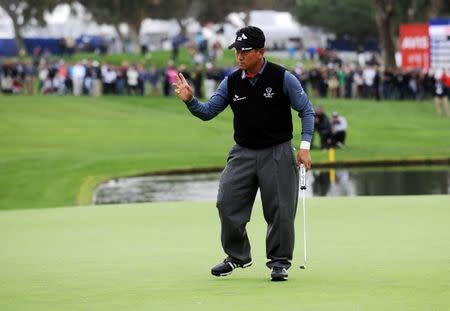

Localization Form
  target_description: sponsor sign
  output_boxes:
[400,24,430,70]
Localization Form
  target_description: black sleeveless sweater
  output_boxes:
[227,61,292,149]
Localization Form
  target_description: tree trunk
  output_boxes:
[113,24,125,53]
[5,8,25,55]
[374,0,396,68]
[12,20,25,55]
[127,22,141,54]
[243,11,250,26]
[429,0,445,17]
[175,19,187,36]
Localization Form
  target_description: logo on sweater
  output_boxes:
[263,87,274,98]
[233,94,247,102]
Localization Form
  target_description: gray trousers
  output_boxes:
[216,141,299,269]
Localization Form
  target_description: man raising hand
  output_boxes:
[173,26,314,281]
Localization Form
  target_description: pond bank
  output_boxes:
[93,163,450,204]
[134,157,450,177]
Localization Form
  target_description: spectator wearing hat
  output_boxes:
[314,105,332,149]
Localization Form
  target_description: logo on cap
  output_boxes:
[237,33,248,41]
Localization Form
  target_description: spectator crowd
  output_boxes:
[0,58,232,99]
[2,56,449,104]
[292,62,450,102]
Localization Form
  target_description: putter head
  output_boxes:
[300,265,306,269]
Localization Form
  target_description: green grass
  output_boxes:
[9,49,307,69]
[0,196,449,310]
[1,96,450,210]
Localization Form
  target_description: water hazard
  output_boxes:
[93,167,450,204]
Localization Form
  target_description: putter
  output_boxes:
[299,163,307,269]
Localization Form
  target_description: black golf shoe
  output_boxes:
[271,267,288,281]
[211,258,253,277]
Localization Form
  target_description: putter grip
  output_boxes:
[300,164,307,190]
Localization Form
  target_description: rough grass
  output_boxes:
[1,96,449,210]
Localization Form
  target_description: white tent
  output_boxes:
[139,18,201,50]
[0,7,14,38]
[250,11,302,49]
[226,10,330,49]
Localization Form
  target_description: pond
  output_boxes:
[93,166,450,204]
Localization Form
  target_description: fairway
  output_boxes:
[1,196,449,310]
[1,96,450,210]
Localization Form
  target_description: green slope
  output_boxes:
[1,96,450,210]
[6,49,307,71]
[1,196,449,310]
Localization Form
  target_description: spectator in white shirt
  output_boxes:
[102,64,117,94]
[363,66,376,98]
[127,65,139,95]
[72,62,86,96]
[331,112,347,148]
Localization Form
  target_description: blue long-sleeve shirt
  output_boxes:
[185,61,315,143]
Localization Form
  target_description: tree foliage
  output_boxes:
[4,0,449,63]
[77,0,297,50]
[78,0,297,29]
[295,0,377,41]
[0,0,61,53]
[192,0,296,24]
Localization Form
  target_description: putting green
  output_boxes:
[1,195,449,310]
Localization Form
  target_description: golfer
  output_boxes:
[174,26,314,281]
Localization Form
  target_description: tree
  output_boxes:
[78,0,194,52]
[79,0,299,51]
[374,0,450,68]
[0,0,61,54]
[193,0,296,24]
[295,0,450,68]
[295,0,377,44]
[78,0,135,52]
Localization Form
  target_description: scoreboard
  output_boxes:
[400,19,450,70]
[429,19,450,70]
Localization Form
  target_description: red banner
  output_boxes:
[400,24,430,70]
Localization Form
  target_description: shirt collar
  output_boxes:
[241,59,267,79]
